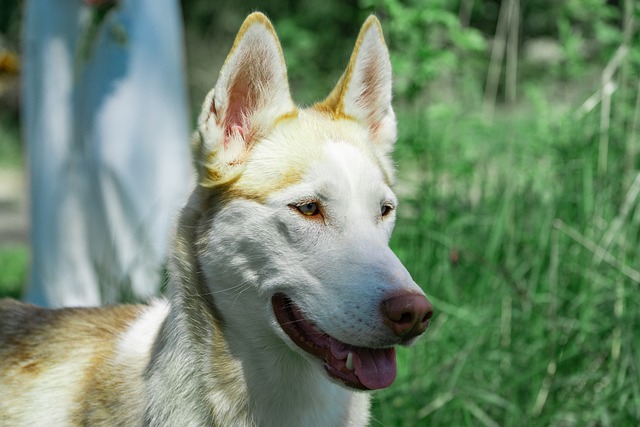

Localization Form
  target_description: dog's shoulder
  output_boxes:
[0,298,144,345]
[0,299,163,426]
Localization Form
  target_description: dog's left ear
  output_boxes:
[194,12,296,186]
[316,16,396,155]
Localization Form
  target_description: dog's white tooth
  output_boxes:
[346,352,354,371]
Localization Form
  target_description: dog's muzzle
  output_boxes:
[271,292,433,390]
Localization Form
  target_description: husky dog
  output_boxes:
[0,13,433,426]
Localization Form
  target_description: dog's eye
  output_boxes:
[381,204,394,217]
[295,202,320,216]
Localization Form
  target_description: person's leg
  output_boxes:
[24,0,102,307]
[84,0,191,301]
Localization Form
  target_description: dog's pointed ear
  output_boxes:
[316,16,396,153]
[195,12,296,186]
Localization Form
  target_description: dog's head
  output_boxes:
[192,12,433,391]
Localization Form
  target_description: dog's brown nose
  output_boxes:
[382,293,433,340]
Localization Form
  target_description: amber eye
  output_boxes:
[296,202,320,216]
[381,204,394,217]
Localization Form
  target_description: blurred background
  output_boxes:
[1,0,639,425]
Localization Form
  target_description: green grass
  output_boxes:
[371,96,640,425]
[0,113,22,168]
[0,246,27,299]
[0,113,27,299]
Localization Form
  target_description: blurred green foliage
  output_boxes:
[0,246,26,299]
[0,112,20,167]
[181,0,368,104]
[1,1,634,106]
[0,0,21,49]
[361,0,487,100]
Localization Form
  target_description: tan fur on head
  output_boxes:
[193,13,397,190]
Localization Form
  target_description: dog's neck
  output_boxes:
[222,321,370,426]
[145,193,370,426]
[150,266,370,427]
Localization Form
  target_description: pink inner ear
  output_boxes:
[223,75,255,148]
[359,58,384,124]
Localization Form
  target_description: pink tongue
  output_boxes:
[352,347,397,390]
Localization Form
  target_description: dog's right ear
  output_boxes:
[194,12,296,187]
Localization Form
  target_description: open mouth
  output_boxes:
[272,293,396,390]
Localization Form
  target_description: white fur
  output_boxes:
[196,139,413,426]
[114,300,169,367]
[147,13,426,426]
[7,362,84,426]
